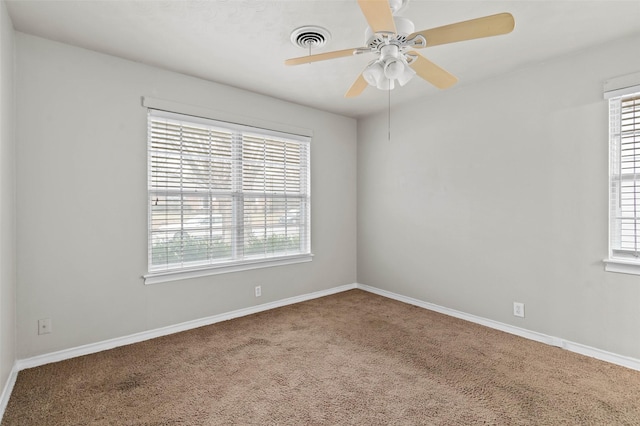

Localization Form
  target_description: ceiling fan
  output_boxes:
[285,0,515,98]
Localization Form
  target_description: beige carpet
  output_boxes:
[3,289,640,425]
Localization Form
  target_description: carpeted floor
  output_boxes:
[3,289,640,425]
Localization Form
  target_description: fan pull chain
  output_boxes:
[388,86,391,141]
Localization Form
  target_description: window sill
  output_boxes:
[603,258,640,276]
[144,254,313,285]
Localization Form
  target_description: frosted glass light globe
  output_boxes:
[363,62,384,86]
[384,59,404,80]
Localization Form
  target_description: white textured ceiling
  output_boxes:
[6,0,640,118]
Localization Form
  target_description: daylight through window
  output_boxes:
[147,109,311,280]
[609,92,640,261]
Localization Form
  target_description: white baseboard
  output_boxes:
[0,365,18,420]
[356,283,640,372]
[16,283,357,371]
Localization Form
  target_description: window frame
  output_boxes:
[142,98,313,284]
[604,78,640,275]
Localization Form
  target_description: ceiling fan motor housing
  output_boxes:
[364,16,415,48]
[389,0,410,15]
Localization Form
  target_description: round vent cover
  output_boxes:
[290,26,331,49]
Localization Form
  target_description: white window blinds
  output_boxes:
[147,109,311,277]
[609,93,640,259]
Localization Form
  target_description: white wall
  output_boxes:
[0,0,15,395]
[358,33,640,359]
[15,33,357,358]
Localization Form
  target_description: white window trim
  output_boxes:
[143,97,313,284]
[603,258,640,276]
[142,97,313,139]
[604,72,640,275]
[144,254,313,285]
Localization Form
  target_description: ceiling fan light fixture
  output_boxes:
[384,59,404,80]
[397,62,416,86]
[379,44,399,61]
[364,52,414,91]
[363,61,384,86]
[377,78,395,91]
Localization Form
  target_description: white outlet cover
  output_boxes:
[38,318,52,335]
[513,302,525,318]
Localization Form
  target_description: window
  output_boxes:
[606,83,640,274]
[145,107,311,283]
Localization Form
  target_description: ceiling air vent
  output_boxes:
[290,26,331,49]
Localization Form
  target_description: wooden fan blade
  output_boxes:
[357,0,397,34]
[285,47,360,66]
[410,13,515,48]
[345,74,368,98]
[407,52,457,89]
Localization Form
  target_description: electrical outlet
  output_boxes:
[513,302,525,318]
[38,318,52,335]
[255,286,261,297]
